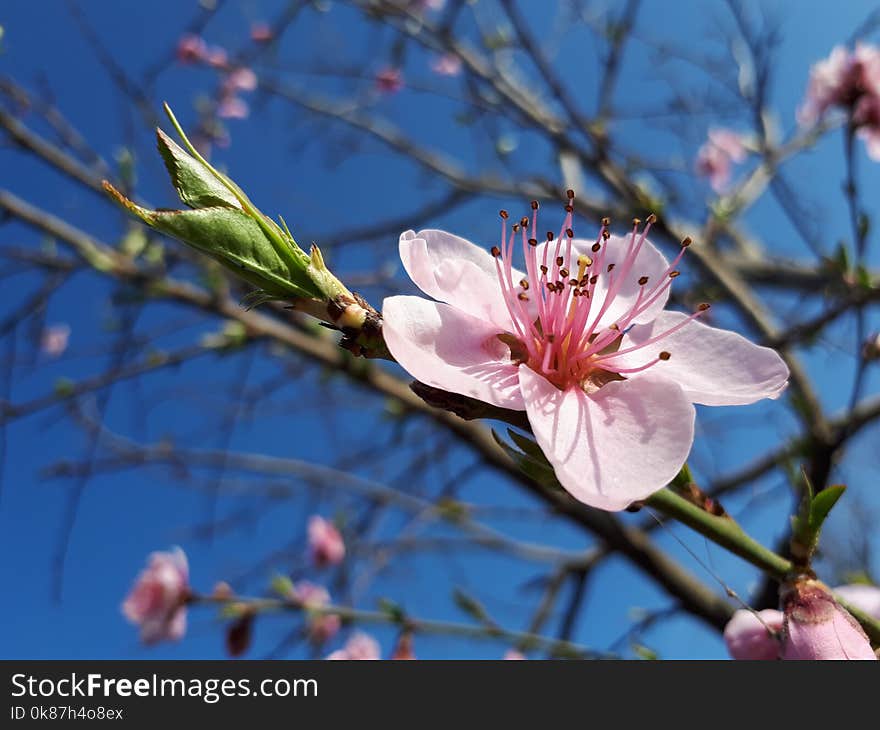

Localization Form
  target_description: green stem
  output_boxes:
[647,488,880,646]
[646,487,793,579]
[192,593,611,659]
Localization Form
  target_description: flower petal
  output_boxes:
[383,295,524,409]
[399,229,518,329]
[518,368,694,510]
[606,311,790,406]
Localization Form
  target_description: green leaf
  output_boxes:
[155,128,242,210]
[452,588,491,625]
[809,484,846,530]
[270,574,295,599]
[104,182,321,300]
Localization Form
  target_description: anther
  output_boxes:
[590,275,598,285]
[566,228,574,238]
[632,218,641,226]
[564,204,574,213]
[601,216,611,227]
[669,270,680,278]
[601,230,611,240]
[518,292,529,301]
[556,256,564,267]
[592,242,602,252]
[500,210,509,220]
[569,278,578,286]
[638,276,649,286]
[579,277,589,287]
[546,232,555,241]
[491,246,501,257]
[528,237,538,246]
[607,263,615,272]
[566,189,575,199]
[520,216,529,227]
[659,351,671,361]
[681,237,692,247]
[559,268,569,278]
[697,302,711,311]
[530,200,539,210]
[609,323,620,331]
[540,265,548,274]
[519,278,529,290]
[512,224,520,233]
[646,213,657,224]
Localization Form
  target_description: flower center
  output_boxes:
[491,191,707,391]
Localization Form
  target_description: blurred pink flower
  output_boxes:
[854,92,880,160]
[723,609,783,660]
[40,323,70,357]
[227,67,258,93]
[217,96,249,120]
[177,34,207,64]
[834,583,880,619]
[503,649,526,660]
[294,581,341,644]
[250,22,274,43]
[307,515,345,567]
[122,548,189,644]
[780,579,877,660]
[375,67,404,94]
[205,46,229,70]
[431,53,462,77]
[326,632,382,660]
[798,44,880,126]
[382,207,789,511]
[695,128,746,192]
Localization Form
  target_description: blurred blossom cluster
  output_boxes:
[798,43,880,159]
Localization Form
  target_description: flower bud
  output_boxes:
[780,579,877,660]
[307,515,346,567]
[723,609,783,660]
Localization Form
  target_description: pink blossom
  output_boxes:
[217,96,249,120]
[431,53,462,77]
[326,632,382,660]
[41,323,70,357]
[177,34,207,64]
[122,548,189,644]
[834,583,880,619]
[307,516,345,567]
[780,579,877,660]
[382,202,789,510]
[250,22,274,43]
[294,581,341,644]
[798,44,880,126]
[854,93,880,160]
[205,46,229,70]
[695,128,746,193]
[504,649,526,660]
[375,67,404,95]
[226,67,258,93]
[723,609,783,660]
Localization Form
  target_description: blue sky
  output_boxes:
[1,0,878,660]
